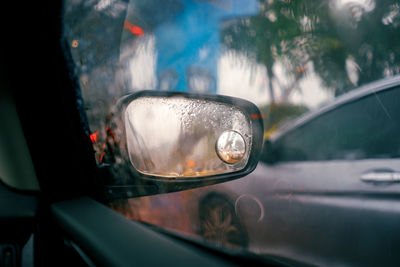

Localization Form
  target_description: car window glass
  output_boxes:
[62,0,400,262]
[269,86,400,162]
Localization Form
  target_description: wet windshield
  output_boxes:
[63,0,400,265]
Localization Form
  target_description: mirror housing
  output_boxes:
[103,91,263,199]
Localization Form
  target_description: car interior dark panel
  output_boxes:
[51,197,233,267]
[0,183,37,267]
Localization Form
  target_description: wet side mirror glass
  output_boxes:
[119,91,263,184]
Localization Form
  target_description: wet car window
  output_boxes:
[265,86,400,162]
[63,0,400,265]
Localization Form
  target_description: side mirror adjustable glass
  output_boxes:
[108,91,263,198]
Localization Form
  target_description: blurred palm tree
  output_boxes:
[222,0,400,103]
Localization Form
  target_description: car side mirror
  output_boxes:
[105,91,263,198]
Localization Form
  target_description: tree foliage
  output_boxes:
[222,0,400,100]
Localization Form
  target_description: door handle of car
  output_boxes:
[360,170,400,183]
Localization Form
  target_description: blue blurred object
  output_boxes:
[155,0,258,93]
[124,0,258,93]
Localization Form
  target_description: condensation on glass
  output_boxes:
[124,96,252,177]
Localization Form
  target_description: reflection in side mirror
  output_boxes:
[216,130,246,164]
[119,91,263,184]
[125,96,252,177]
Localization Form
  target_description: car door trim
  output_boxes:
[51,197,234,267]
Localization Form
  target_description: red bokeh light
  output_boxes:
[124,21,144,36]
